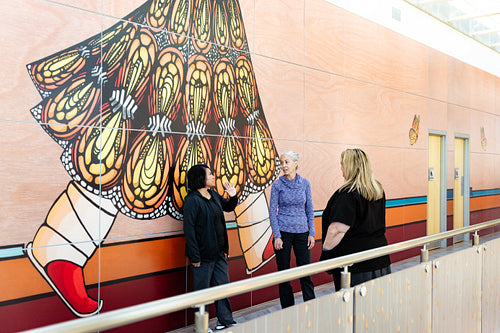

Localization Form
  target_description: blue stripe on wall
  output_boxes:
[471,189,500,197]
[0,246,24,259]
[386,196,427,208]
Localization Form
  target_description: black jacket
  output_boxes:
[183,190,238,263]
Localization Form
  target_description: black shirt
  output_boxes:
[320,188,391,273]
[208,197,225,252]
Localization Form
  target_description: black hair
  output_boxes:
[187,164,209,191]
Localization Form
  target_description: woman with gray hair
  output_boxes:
[269,151,316,308]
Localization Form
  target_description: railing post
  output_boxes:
[195,304,209,333]
[340,266,351,289]
[473,231,479,246]
[420,244,429,262]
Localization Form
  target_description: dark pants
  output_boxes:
[192,252,234,326]
[274,231,316,308]
[332,266,392,291]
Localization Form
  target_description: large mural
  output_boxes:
[25,0,278,317]
[1,0,499,331]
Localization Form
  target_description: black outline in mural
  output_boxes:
[25,0,279,317]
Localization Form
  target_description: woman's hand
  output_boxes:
[274,237,283,250]
[223,181,237,197]
[307,235,315,250]
[192,261,201,267]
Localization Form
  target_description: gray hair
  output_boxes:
[280,150,300,162]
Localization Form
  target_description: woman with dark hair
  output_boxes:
[183,164,238,331]
[320,148,391,290]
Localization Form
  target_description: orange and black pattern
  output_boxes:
[27,0,279,219]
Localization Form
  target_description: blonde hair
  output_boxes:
[339,148,383,201]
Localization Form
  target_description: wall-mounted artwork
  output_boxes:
[409,114,420,145]
[480,126,487,151]
[25,0,279,317]
[1,0,499,331]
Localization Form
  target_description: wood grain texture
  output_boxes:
[254,0,304,65]
[252,53,304,141]
[304,68,345,143]
[304,0,345,75]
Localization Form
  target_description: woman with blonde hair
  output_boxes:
[320,148,391,290]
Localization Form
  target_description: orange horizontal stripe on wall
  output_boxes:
[471,194,500,212]
[1,237,187,303]
[2,257,51,302]
[84,237,187,283]
[447,200,453,216]
[386,204,427,227]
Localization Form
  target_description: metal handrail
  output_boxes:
[22,219,500,333]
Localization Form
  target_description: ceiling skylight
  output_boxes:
[405,0,500,53]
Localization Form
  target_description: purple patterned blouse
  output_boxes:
[269,174,315,239]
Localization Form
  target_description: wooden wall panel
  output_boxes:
[471,69,496,114]
[1,1,102,124]
[427,99,448,132]
[470,153,495,190]
[301,142,345,208]
[304,69,345,143]
[342,11,381,84]
[448,58,474,109]
[343,78,378,143]
[254,0,304,65]
[400,37,429,97]
[0,122,70,245]
[239,0,256,53]
[428,48,449,102]
[304,0,345,75]
[252,54,305,141]
[447,104,472,138]
[495,79,500,115]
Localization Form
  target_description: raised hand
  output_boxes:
[223,181,237,197]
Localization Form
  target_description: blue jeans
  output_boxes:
[192,252,234,326]
[274,231,316,308]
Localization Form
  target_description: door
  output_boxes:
[428,134,443,238]
[454,138,465,230]
[453,136,470,242]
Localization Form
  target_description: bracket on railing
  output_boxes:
[340,266,351,290]
[473,231,479,246]
[194,304,209,333]
[420,244,429,263]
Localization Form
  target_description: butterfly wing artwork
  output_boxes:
[26,0,279,317]
[409,114,420,145]
[27,0,278,218]
[480,126,487,151]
